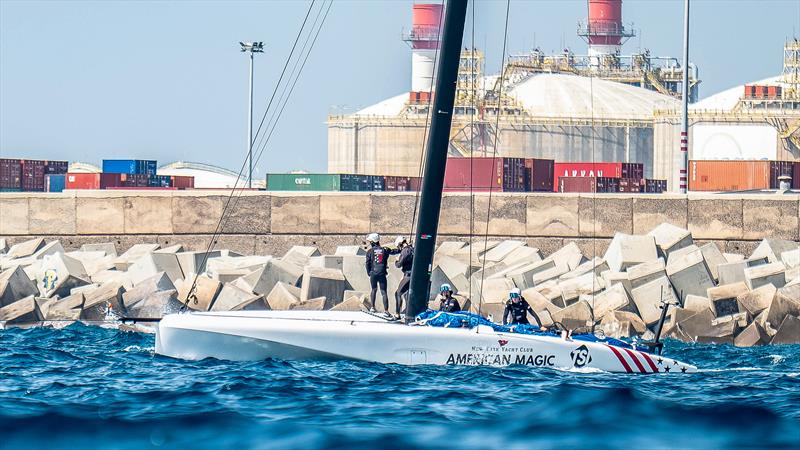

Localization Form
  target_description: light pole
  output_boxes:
[240,41,264,188]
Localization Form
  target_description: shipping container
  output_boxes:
[148,175,172,188]
[170,175,195,189]
[644,179,667,193]
[44,160,69,175]
[20,159,46,191]
[769,161,795,189]
[553,162,634,191]
[340,174,384,191]
[754,85,767,98]
[525,158,555,192]
[559,176,620,193]
[384,176,421,191]
[267,173,341,191]
[743,85,755,99]
[767,86,782,98]
[621,163,644,180]
[688,160,771,191]
[0,158,21,189]
[102,159,158,175]
[45,174,66,192]
[618,178,643,193]
[794,162,800,189]
[100,173,125,189]
[444,157,528,191]
[66,173,101,190]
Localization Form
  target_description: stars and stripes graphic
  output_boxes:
[606,345,688,374]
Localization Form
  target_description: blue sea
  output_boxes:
[1,323,798,449]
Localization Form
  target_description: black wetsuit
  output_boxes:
[439,296,461,313]
[502,298,542,327]
[394,245,413,315]
[365,244,390,311]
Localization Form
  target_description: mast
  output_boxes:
[679,0,690,194]
[406,0,468,320]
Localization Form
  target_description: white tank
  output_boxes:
[412,49,437,92]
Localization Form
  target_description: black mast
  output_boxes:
[406,0,468,320]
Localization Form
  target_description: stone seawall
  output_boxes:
[1,191,798,255]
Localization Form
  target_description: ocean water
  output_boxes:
[1,323,798,449]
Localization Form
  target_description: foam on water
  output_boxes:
[1,323,799,449]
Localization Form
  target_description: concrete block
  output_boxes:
[578,196,632,237]
[90,270,132,289]
[334,245,366,256]
[331,293,368,311]
[0,197,29,235]
[631,276,677,325]
[266,281,301,310]
[271,195,320,234]
[675,308,727,340]
[781,248,800,269]
[591,283,636,319]
[435,241,467,257]
[599,310,647,339]
[520,288,562,315]
[545,242,585,271]
[742,198,799,241]
[506,259,556,290]
[291,297,327,311]
[80,242,118,257]
[470,277,514,305]
[688,198,743,240]
[535,280,564,308]
[765,285,800,330]
[76,197,125,234]
[0,266,39,307]
[436,255,470,281]
[122,272,175,312]
[749,238,797,264]
[600,271,632,298]
[175,275,221,311]
[699,243,727,282]
[470,195,527,237]
[665,244,700,266]
[123,196,172,234]
[29,196,76,234]
[718,256,769,286]
[44,293,85,320]
[723,253,745,264]
[172,195,224,234]
[176,251,222,278]
[212,284,268,311]
[0,238,6,254]
[683,295,712,314]
[36,253,90,298]
[450,273,470,294]
[632,196,688,235]
[526,195,579,237]
[240,258,304,297]
[319,195,370,234]
[68,251,114,277]
[0,296,42,323]
[300,266,348,308]
[707,282,749,317]
[341,255,371,293]
[530,263,570,287]
[126,290,182,318]
[770,315,800,345]
[224,195,271,234]
[558,272,602,305]
[551,299,593,332]
[483,240,526,263]
[604,233,658,272]
[502,246,542,266]
[666,248,715,302]
[114,244,161,271]
[744,262,786,290]
[82,282,124,320]
[7,238,45,259]
[627,258,666,289]
[647,222,693,257]
[560,257,609,280]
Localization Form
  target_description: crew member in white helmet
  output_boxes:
[365,233,390,314]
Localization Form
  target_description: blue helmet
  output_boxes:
[439,283,452,293]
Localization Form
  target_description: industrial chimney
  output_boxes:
[578,0,634,60]
[403,3,443,94]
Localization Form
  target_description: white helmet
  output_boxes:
[366,233,380,243]
[394,235,406,247]
[509,287,522,299]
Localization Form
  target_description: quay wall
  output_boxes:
[1,191,798,256]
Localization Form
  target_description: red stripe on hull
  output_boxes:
[639,352,660,373]
[607,346,633,373]
[623,348,647,373]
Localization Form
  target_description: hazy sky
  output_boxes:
[2,0,799,174]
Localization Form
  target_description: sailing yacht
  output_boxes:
[155,0,697,374]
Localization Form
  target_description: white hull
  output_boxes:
[155,311,697,374]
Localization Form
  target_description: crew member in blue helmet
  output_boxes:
[365,233,390,315]
[503,288,542,327]
[438,284,461,313]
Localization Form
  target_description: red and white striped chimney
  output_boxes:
[406,3,443,93]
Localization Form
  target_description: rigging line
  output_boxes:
[180,0,319,311]
[213,0,333,243]
[468,0,475,307]
[250,0,326,155]
[477,0,510,320]
[409,2,446,239]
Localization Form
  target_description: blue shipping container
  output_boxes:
[148,175,171,187]
[102,159,158,175]
[45,174,66,192]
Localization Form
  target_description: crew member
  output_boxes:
[365,233,390,314]
[438,284,461,313]
[502,288,543,327]
[393,235,413,317]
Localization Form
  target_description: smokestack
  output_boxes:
[578,0,634,59]
[403,3,443,93]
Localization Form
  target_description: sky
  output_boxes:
[2,0,800,174]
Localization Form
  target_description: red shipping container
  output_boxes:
[100,173,126,189]
[689,160,770,191]
[65,173,100,189]
[384,176,410,191]
[170,175,194,189]
[553,162,624,191]
[794,162,800,189]
[769,161,794,189]
[754,85,767,98]
[0,158,22,189]
[743,85,755,99]
[444,157,527,192]
[525,158,555,192]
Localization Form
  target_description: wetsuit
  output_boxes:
[439,296,461,313]
[365,243,390,311]
[502,297,542,327]
[393,245,413,315]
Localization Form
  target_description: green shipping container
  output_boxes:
[266,174,342,191]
